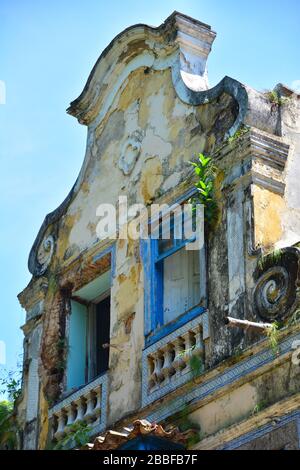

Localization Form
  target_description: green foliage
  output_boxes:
[230,346,243,364]
[175,346,204,380]
[0,401,13,430]
[53,421,92,450]
[251,400,268,416]
[57,361,66,373]
[0,401,17,450]
[287,309,300,327]
[56,338,69,373]
[189,153,218,227]
[270,248,283,264]
[0,369,22,403]
[168,349,203,446]
[175,403,200,429]
[266,322,280,356]
[266,89,289,107]
[257,249,283,271]
[0,368,22,449]
[171,403,202,447]
[186,431,203,447]
[56,338,68,352]
[227,125,249,144]
[189,354,204,380]
[48,274,58,295]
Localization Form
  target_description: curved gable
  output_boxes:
[29,11,250,276]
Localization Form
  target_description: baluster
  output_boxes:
[84,391,96,422]
[148,355,156,390]
[94,387,101,418]
[193,327,204,359]
[181,332,193,367]
[73,397,85,424]
[173,337,186,373]
[54,410,66,440]
[160,345,175,383]
[152,351,164,383]
[65,404,76,433]
[169,344,176,377]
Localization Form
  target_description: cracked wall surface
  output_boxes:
[16,12,300,450]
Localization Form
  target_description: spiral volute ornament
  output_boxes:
[32,235,55,276]
[253,248,299,322]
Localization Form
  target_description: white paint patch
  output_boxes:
[124,100,140,135]
[227,190,245,310]
[172,98,193,119]
[90,52,155,131]
[162,172,181,191]
[26,325,42,423]
[142,128,172,160]
[147,89,170,141]
[26,358,39,422]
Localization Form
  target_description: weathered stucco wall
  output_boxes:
[58,68,237,264]
[16,12,300,450]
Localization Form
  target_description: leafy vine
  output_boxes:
[189,153,218,229]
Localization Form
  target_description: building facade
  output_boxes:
[17,12,300,450]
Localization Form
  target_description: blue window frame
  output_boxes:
[66,244,116,391]
[141,193,206,347]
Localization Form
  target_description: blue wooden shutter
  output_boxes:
[66,300,87,390]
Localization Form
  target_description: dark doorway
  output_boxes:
[95,296,110,376]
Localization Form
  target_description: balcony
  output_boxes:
[142,312,209,406]
[49,373,108,442]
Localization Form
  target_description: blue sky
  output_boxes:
[0,0,299,383]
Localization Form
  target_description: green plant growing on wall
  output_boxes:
[287,309,300,327]
[175,346,204,381]
[265,322,280,356]
[171,403,202,447]
[251,400,268,416]
[165,347,204,446]
[266,89,289,107]
[56,338,69,373]
[53,421,92,450]
[189,153,218,228]
[229,345,244,364]
[189,354,204,381]
[257,248,283,271]
[57,360,66,373]
[48,274,58,295]
[227,125,249,144]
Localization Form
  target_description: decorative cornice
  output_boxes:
[219,128,290,194]
[194,399,300,450]
[249,129,289,171]
[18,277,48,311]
[222,408,300,450]
[251,173,285,195]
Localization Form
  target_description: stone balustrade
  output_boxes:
[142,312,209,406]
[49,374,107,442]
